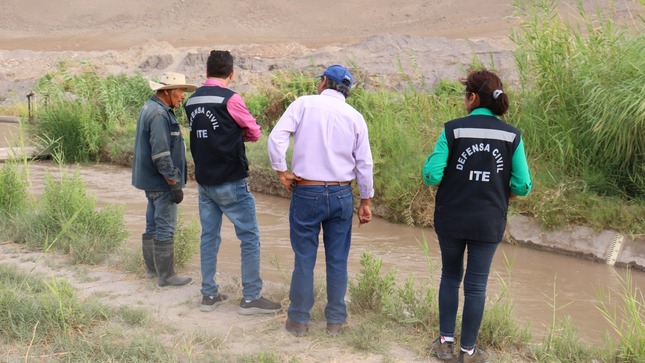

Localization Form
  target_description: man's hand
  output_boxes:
[276,170,299,194]
[170,184,184,204]
[358,198,372,227]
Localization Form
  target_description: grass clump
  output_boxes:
[27,169,127,264]
[0,162,28,220]
[0,163,128,265]
[241,351,300,363]
[35,98,104,163]
[0,265,180,362]
[533,316,602,362]
[0,265,107,343]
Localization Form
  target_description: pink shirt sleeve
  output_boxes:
[227,93,261,142]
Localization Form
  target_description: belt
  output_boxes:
[295,179,351,186]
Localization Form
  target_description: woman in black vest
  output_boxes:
[423,69,533,363]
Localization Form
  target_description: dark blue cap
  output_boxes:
[315,64,354,88]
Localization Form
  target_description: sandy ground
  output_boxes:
[1,1,643,361]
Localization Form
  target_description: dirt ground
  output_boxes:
[1,1,642,362]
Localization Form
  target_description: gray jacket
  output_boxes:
[132,95,186,191]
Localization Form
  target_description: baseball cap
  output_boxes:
[315,65,354,88]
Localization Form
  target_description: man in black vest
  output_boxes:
[184,50,280,315]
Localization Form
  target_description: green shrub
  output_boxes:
[382,275,437,331]
[348,252,396,313]
[173,210,200,269]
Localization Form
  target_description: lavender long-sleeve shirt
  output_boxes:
[268,89,374,199]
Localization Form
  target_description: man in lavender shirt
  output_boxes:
[267,64,375,336]
[184,50,281,315]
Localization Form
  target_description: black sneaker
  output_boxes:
[430,337,455,360]
[238,296,281,315]
[200,294,228,312]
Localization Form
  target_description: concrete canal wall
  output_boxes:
[508,215,644,272]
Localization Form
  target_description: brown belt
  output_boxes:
[295,179,351,186]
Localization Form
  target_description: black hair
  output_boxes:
[461,69,509,116]
[207,50,234,79]
[323,77,351,98]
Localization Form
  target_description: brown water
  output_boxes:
[16,161,644,346]
[2,121,642,345]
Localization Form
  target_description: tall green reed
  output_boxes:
[33,63,150,163]
[595,269,644,363]
[0,162,28,219]
[511,0,645,198]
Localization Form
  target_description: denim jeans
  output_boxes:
[437,235,499,350]
[287,184,354,325]
[144,190,178,241]
[198,179,262,300]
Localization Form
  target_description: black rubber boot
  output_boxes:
[142,234,156,279]
[153,238,192,287]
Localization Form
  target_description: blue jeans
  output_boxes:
[287,184,354,325]
[144,190,178,241]
[198,179,262,300]
[438,236,499,350]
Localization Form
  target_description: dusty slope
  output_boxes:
[1,0,641,105]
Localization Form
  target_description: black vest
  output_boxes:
[184,86,249,185]
[434,115,521,242]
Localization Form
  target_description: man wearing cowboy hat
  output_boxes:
[132,71,197,287]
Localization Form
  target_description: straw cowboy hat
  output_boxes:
[148,72,197,92]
